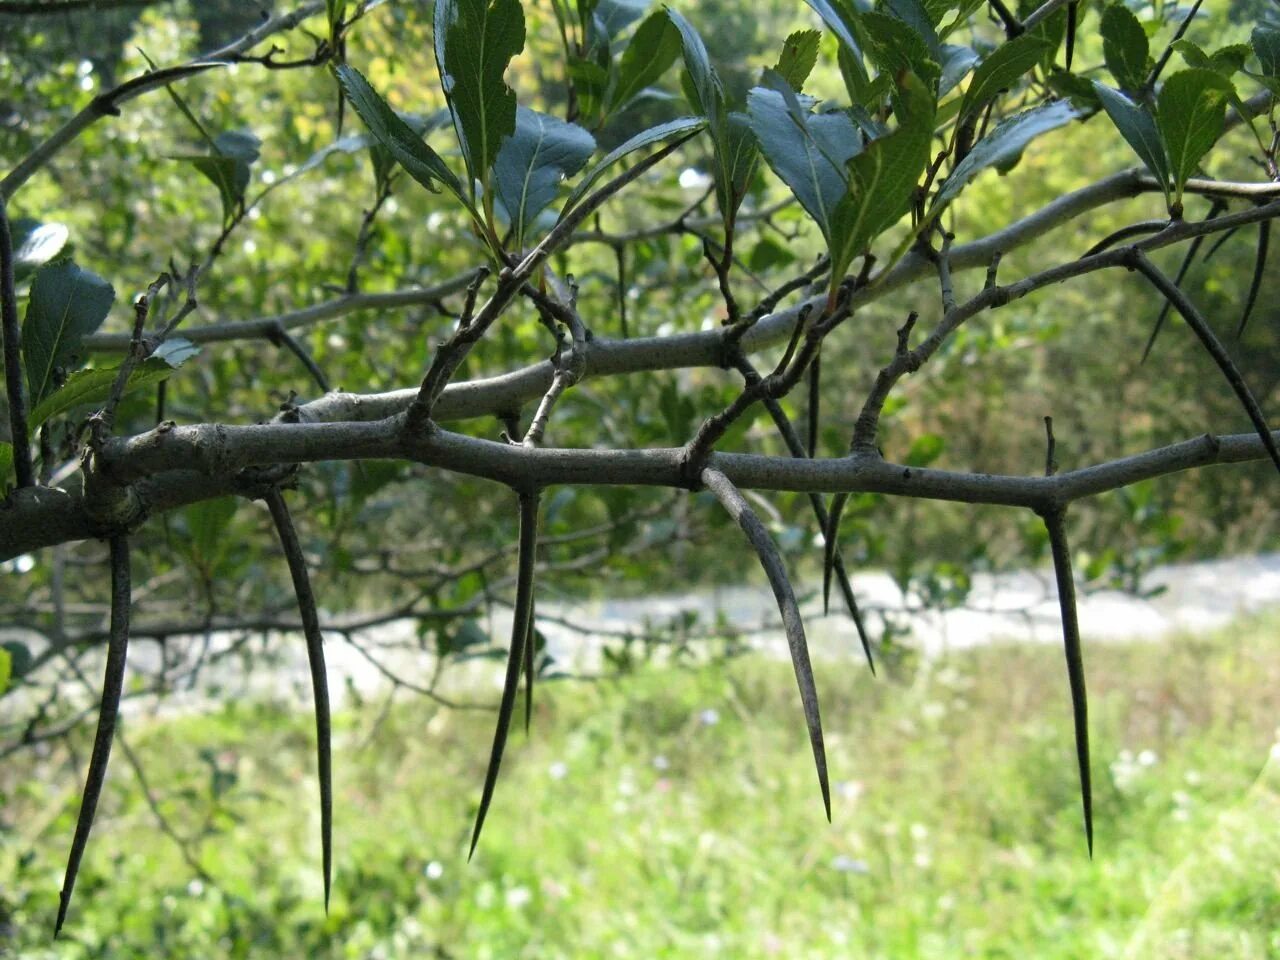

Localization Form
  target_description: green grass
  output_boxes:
[3,612,1279,958]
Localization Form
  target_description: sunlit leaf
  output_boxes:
[1100,3,1148,92]
[958,34,1048,124]
[1093,83,1170,198]
[10,218,69,283]
[772,29,823,91]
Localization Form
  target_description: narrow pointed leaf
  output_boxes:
[1100,3,1148,92]
[22,260,115,406]
[433,0,525,184]
[470,490,540,857]
[701,468,831,818]
[265,489,333,912]
[1092,83,1170,195]
[56,535,131,935]
[773,29,823,91]
[747,84,862,240]
[335,65,471,208]
[561,117,705,214]
[1236,219,1269,338]
[493,107,596,248]
[932,99,1077,213]
[1041,509,1092,856]
[958,34,1049,124]
[609,11,682,114]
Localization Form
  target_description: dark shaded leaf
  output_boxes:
[747,84,862,240]
[470,490,540,857]
[336,65,472,210]
[21,260,115,406]
[860,11,941,89]
[265,489,333,911]
[433,0,525,186]
[1100,3,1148,92]
[702,468,831,816]
[56,536,131,935]
[493,107,596,248]
[1092,83,1170,197]
[828,73,936,290]
[933,99,1077,212]
[1252,25,1280,78]
[1041,509,1092,856]
[939,43,978,96]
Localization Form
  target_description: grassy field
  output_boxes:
[3,612,1279,958]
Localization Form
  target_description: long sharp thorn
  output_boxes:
[822,492,849,618]
[524,600,536,734]
[1134,252,1280,477]
[470,489,540,859]
[702,469,830,820]
[1236,219,1269,339]
[1140,202,1224,364]
[56,535,132,936]
[1064,1,1078,70]
[1042,508,1093,857]
[266,489,333,912]
[807,350,821,460]
[755,389,874,673]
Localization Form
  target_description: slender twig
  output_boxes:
[1143,0,1205,96]
[268,324,331,394]
[0,201,34,487]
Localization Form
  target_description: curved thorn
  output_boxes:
[1235,219,1269,339]
[702,468,830,821]
[56,535,131,936]
[823,492,849,619]
[1042,507,1092,857]
[265,488,333,912]
[1133,252,1280,476]
[470,488,540,859]
[1140,201,1226,364]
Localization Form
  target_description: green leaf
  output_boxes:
[561,116,705,216]
[667,7,725,139]
[804,0,864,62]
[28,352,191,428]
[433,0,525,190]
[0,646,10,697]
[174,130,260,224]
[721,112,760,216]
[493,107,596,248]
[933,99,1078,211]
[0,443,12,487]
[747,84,863,240]
[958,34,1048,125]
[882,0,941,54]
[609,11,682,114]
[22,260,115,406]
[938,43,978,97]
[772,29,823,91]
[860,12,941,90]
[1252,26,1280,78]
[904,432,945,466]
[10,218,70,283]
[828,74,936,292]
[1093,82,1170,196]
[1156,68,1231,205]
[1100,2,1148,92]
[335,65,472,210]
